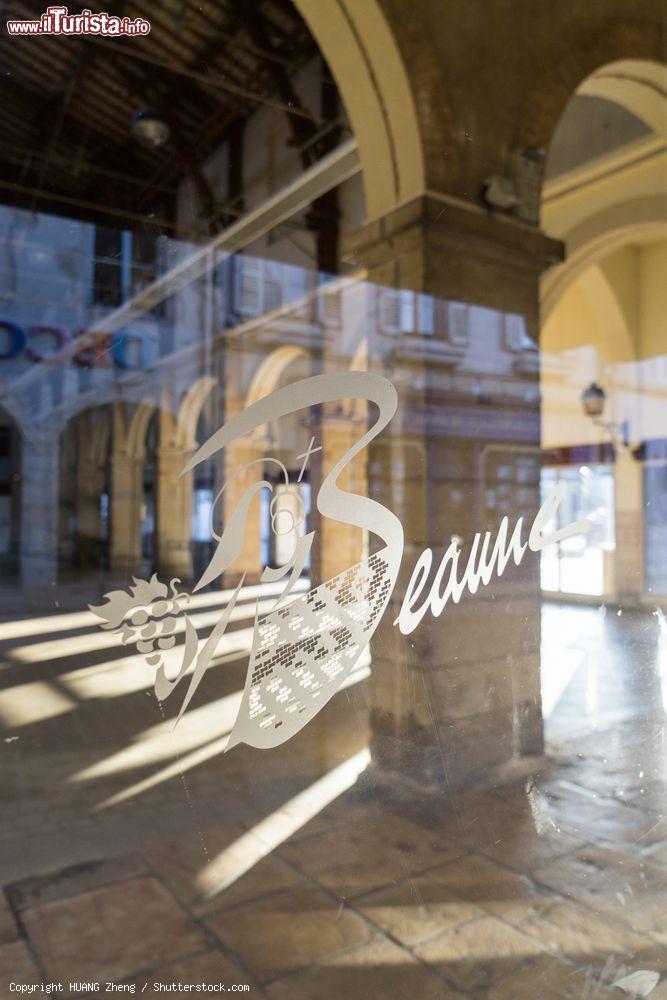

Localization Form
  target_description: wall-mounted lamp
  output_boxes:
[580,381,629,448]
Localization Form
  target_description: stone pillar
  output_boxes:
[614,449,644,604]
[77,459,104,543]
[76,446,106,570]
[109,452,143,576]
[20,431,59,590]
[317,411,369,581]
[156,445,194,581]
[344,194,563,789]
[220,371,265,586]
[222,432,265,585]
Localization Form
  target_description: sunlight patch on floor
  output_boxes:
[89,665,371,810]
[0,579,309,642]
[60,629,254,698]
[195,747,371,903]
[69,690,244,782]
[0,681,77,727]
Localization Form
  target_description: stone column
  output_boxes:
[344,194,563,789]
[20,431,59,590]
[317,410,369,581]
[156,445,194,581]
[219,367,265,586]
[614,448,644,604]
[76,460,104,543]
[109,452,143,576]
[222,432,266,585]
[76,441,106,569]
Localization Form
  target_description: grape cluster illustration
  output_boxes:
[89,575,190,671]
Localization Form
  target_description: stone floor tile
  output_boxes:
[273,794,369,846]
[614,779,667,815]
[425,852,553,925]
[547,754,649,801]
[518,901,649,960]
[413,913,546,992]
[278,809,465,899]
[195,850,304,917]
[142,823,302,913]
[21,876,207,981]
[642,839,667,869]
[482,825,585,873]
[441,789,523,852]
[0,890,18,944]
[6,853,148,913]
[538,781,667,850]
[353,873,484,947]
[264,936,462,999]
[436,785,582,877]
[484,952,622,1000]
[532,845,667,933]
[127,948,257,993]
[0,940,41,987]
[204,882,375,982]
[143,824,245,899]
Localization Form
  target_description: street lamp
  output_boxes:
[580,381,629,448]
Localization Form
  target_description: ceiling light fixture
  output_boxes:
[131,108,171,149]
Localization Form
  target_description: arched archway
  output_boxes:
[542,211,667,324]
[541,56,667,320]
[245,345,310,410]
[577,60,667,138]
[541,57,667,312]
[536,53,667,714]
[126,403,157,462]
[175,376,217,451]
[542,258,636,451]
[173,377,219,583]
[293,0,424,219]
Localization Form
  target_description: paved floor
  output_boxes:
[2,591,667,997]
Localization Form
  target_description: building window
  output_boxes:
[92,225,163,314]
[503,313,537,352]
[260,477,311,572]
[644,462,667,596]
[540,464,615,597]
[92,225,124,308]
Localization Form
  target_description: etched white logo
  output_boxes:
[90,371,588,751]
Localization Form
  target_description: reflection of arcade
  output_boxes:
[57,406,159,579]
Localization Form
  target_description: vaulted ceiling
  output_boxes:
[0,0,329,233]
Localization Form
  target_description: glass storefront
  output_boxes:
[1,3,666,997]
[540,464,615,597]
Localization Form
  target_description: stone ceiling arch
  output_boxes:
[245,345,310,410]
[293,0,425,219]
[542,204,667,324]
[577,59,667,139]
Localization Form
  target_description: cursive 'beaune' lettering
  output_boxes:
[395,482,590,635]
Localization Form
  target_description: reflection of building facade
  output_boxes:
[1,210,544,596]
